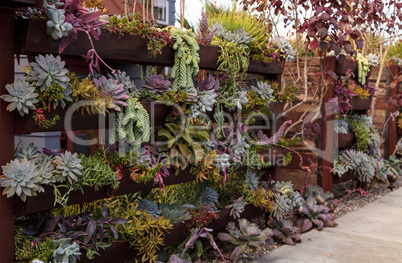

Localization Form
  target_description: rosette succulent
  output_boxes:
[0,79,38,116]
[198,90,218,112]
[15,143,40,161]
[0,159,44,202]
[54,151,83,184]
[25,54,70,92]
[94,76,129,111]
[52,238,81,263]
[199,187,219,207]
[108,71,137,94]
[249,80,274,101]
[36,155,57,185]
[46,8,73,40]
[137,199,162,218]
[368,53,379,67]
[142,74,171,96]
[270,36,296,62]
[215,153,230,171]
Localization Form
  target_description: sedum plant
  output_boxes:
[0,79,39,116]
[46,8,73,40]
[0,158,44,202]
[25,54,70,92]
[52,238,81,263]
[54,151,83,184]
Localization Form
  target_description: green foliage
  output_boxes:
[160,203,192,224]
[15,227,55,263]
[273,82,299,103]
[353,86,371,100]
[217,219,272,260]
[78,155,120,190]
[191,150,221,182]
[0,158,44,202]
[109,95,150,150]
[387,40,402,59]
[158,118,209,170]
[357,53,370,85]
[206,3,270,53]
[110,201,173,263]
[272,181,303,220]
[198,187,219,207]
[169,27,200,90]
[333,149,378,182]
[39,81,72,110]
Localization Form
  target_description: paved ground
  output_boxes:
[253,187,402,263]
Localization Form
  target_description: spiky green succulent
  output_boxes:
[1,79,38,116]
[94,76,129,111]
[54,151,83,184]
[52,238,81,263]
[15,143,40,161]
[160,203,191,224]
[25,54,70,92]
[0,158,44,202]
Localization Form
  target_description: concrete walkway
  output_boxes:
[253,187,402,263]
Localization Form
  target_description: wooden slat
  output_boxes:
[14,18,284,76]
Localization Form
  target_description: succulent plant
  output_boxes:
[182,86,198,104]
[15,143,40,161]
[231,91,249,110]
[36,155,57,185]
[41,81,73,109]
[52,238,81,263]
[94,76,129,111]
[215,153,230,171]
[25,54,70,92]
[54,151,83,184]
[226,197,246,219]
[197,89,218,112]
[249,80,275,101]
[217,219,272,260]
[107,71,137,94]
[142,74,171,96]
[160,203,191,224]
[168,254,191,263]
[334,119,349,134]
[137,199,162,218]
[333,149,377,182]
[0,158,44,202]
[223,28,255,46]
[196,11,217,46]
[368,53,379,67]
[46,8,73,40]
[245,171,259,191]
[0,79,39,116]
[296,196,337,232]
[269,218,301,246]
[199,187,219,207]
[270,36,296,62]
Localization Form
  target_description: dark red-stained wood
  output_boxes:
[0,0,41,7]
[0,7,16,263]
[336,55,358,76]
[338,132,356,148]
[79,204,265,263]
[320,56,337,192]
[14,168,197,216]
[15,101,170,134]
[386,65,401,158]
[14,18,284,76]
[333,171,356,184]
[349,96,373,111]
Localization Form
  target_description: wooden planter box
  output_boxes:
[14,101,170,134]
[1,0,41,7]
[349,96,372,111]
[79,204,265,263]
[14,18,285,76]
[338,132,355,148]
[14,168,197,216]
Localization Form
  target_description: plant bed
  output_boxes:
[349,96,372,111]
[78,204,265,263]
[338,132,356,148]
[14,168,197,216]
[14,18,285,76]
[333,171,356,185]
[14,101,170,134]
[1,0,40,8]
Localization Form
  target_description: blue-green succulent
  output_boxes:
[54,151,83,184]
[0,79,38,116]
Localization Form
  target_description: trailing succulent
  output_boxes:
[217,219,272,260]
[0,79,39,116]
[109,95,150,150]
[54,151,83,184]
[25,54,70,92]
[169,27,200,90]
[0,158,44,202]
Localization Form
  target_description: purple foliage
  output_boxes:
[196,11,217,46]
[256,120,292,146]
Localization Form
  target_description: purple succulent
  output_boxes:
[94,76,129,111]
[142,74,171,96]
